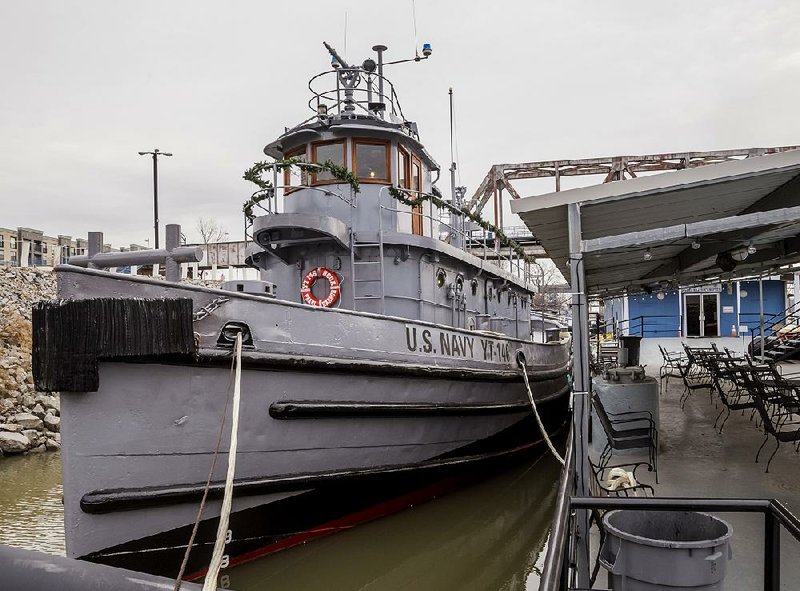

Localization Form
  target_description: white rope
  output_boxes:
[203,333,243,590]
[520,362,565,466]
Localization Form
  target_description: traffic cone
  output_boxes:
[731,324,737,337]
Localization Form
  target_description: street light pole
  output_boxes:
[138,148,173,249]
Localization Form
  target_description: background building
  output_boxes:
[604,279,788,338]
[0,226,144,268]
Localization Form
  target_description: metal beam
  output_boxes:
[582,204,800,253]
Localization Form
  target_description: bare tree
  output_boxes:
[196,217,226,245]
[531,259,569,312]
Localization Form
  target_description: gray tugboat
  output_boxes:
[32,42,570,580]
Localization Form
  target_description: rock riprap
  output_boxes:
[0,268,60,455]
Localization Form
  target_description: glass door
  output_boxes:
[684,293,719,337]
[685,295,702,336]
[702,293,719,337]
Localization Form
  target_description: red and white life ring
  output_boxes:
[300,267,341,308]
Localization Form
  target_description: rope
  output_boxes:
[518,359,565,466]
[203,332,244,590]
[174,349,237,590]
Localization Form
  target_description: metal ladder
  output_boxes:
[350,231,385,314]
[349,204,385,314]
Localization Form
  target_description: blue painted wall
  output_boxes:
[626,291,681,336]
[603,280,786,337]
[738,280,786,336]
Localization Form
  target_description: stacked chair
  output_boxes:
[590,396,658,495]
[682,343,800,473]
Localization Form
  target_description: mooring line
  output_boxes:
[518,359,565,466]
[203,332,243,590]
[174,342,238,591]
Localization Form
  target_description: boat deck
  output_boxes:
[590,337,800,589]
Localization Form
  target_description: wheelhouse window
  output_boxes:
[398,147,410,189]
[311,140,346,183]
[283,145,306,194]
[353,140,389,182]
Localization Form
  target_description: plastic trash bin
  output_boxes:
[600,510,733,590]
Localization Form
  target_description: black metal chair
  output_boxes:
[657,344,687,395]
[747,364,800,472]
[707,353,758,433]
[588,459,655,497]
[678,344,716,408]
[592,396,658,482]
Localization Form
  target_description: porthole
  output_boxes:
[455,275,464,292]
[436,269,447,288]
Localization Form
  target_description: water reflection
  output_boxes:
[0,452,65,555]
[226,453,560,591]
[0,451,560,590]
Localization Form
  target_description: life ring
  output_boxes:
[300,267,341,308]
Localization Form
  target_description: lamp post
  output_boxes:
[138,148,173,249]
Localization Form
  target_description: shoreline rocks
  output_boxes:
[0,268,59,456]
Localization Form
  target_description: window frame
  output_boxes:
[411,155,423,236]
[352,138,391,184]
[283,145,307,195]
[310,140,347,186]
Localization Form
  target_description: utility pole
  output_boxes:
[138,148,173,249]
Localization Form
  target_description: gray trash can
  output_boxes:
[600,510,733,590]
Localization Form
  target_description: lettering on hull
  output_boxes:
[404,324,511,363]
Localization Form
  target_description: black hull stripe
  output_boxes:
[195,349,571,382]
[80,394,569,516]
[269,384,570,419]
[77,411,570,578]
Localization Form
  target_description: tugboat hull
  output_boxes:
[36,267,570,578]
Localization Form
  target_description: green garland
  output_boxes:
[242,158,360,221]
[388,187,535,264]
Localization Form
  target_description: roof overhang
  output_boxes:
[510,149,800,296]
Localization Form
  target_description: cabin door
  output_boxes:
[684,293,719,337]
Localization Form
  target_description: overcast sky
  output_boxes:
[2,1,799,247]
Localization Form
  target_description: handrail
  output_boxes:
[377,186,533,285]
[749,300,800,351]
[539,426,574,591]
[569,496,800,591]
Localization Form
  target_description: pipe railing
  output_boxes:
[539,427,574,591]
[568,496,800,591]
[68,224,202,282]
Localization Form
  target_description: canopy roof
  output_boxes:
[510,149,800,296]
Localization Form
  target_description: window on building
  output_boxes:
[42,242,48,254]
[0,235,4,248]
[353,140,389,182]
[10,237,16,250]
[311,140,346,184]
[283,145,307,194]
[0,252,4,262]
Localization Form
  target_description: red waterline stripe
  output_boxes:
[184,438,545,582]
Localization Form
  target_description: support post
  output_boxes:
[759,273,765,359]
[765,512,780,590]
[568,202,591,588]
[165,224,181,282]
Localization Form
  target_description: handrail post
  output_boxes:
[765,511,780,591]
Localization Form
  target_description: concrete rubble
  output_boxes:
[0,267,59,456]
[0,266,222,456]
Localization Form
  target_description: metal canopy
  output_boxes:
[510,149,800,295]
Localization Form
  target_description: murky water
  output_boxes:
[0,452,559,590]
[0,452,65,556]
